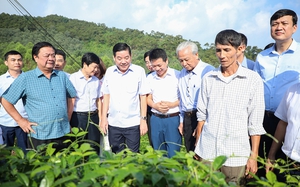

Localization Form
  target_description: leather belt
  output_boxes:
[184,110,197,117]
[74,110,98,116]
[152,112,180,118]
[265,111,275,117]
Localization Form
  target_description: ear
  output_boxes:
[33,55,38,62]
[293,24,298,34]
[4,60,8,66]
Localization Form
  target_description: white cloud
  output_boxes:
[0,0,300,48]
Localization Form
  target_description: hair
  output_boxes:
[270,9,298,26]
[215,29,242,49]
[55,49,66,61]
[144,50,151,61]
[98,57,107,80]
[81,52,100,67]
[240,33,248,46]
[149,48,168,62]
[4,50,23,60]
[264,43,275,50]
[32,42,55,61]
[112,43,131,57]
[176,41,198,56]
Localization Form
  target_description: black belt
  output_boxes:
[265,111,275,117]
[184,110,197,117]
[152,112,180,118]
[74,110,98,116]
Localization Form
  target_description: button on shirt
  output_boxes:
[69,70,101,112]
[275,83,300,162]
[178,60,214,122]
[2,68,77,140]
[101,64,150,128]
[195,65,266,167]
[254,39,300,112]
[0,71,27,127]
[147,68,180,114]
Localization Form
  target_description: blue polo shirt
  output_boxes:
[2,67,77,140]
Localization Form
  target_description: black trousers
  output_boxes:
[257,111,284,179]
[27,135,70,154]
[183,111,198,152]
[70,112,101,154]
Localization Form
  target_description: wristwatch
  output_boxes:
[140,116,147,120]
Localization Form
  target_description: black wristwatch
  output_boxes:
[141,116,147,120]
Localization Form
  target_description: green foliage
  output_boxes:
[0,13,263,75]
[0,128,232,187]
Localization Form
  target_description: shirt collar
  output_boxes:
[186,60,202,75]
[153,67,172,79]
[268,39,298,55]
[113,64,133,74]
[212,63,247,79]
[34,67,57,77]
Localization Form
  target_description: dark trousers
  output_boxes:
[147,109,153,147]
[27,136,70,153]
[70,112,101,154]
[108,125,140,154]
[257,111,284,178]
[0,125,27,153]
[183,111,198,152]
[150,115,182,158]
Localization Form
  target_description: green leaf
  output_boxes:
[46,143,56,156]
[151,173,163,185]
[30,165,52,178]
[286,175,299,183]
[212,155,227,170]
[53,175,78,186]
[71,127,79,134]
[266,171,277,184]
[14,147,25,159]
[79,143,93,152]
[17,173,29,186]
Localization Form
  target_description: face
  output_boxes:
[54,54,66,71]
[151,58,168,77]
[113,50,131,73]
[144,56,152,71]
[271,15,297,42]
[177,46,199,71]
[215,43,241,69]
[34,47,56,71]
[5,54,23,72]
[83,62,99,77]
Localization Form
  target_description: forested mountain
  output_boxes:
[0,13,262,74]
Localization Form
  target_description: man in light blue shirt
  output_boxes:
[0,50,27,152]
[100,43,150,153]
[177,41,214,152]
[237,33,255,70]
[1,42,77,152]
[254,9,300,178]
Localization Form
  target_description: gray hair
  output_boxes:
[176,41,198,56]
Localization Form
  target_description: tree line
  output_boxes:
[0,13,263,74]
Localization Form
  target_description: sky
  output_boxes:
[1,0,300,49]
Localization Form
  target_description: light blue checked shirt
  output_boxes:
[2,67,77,140]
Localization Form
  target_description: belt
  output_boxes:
[74,110,98,116]
[265,111,275,117]
[152,112,180,118]
[184,110,197,117]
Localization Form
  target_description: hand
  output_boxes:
[100,118,108,135]
[178,123,183,135]
[154,101,169,114]
[266,158,275,173]
[193,129,198,146]
[245,157,258,178]
[140,119,148,136]
[18,118,37,133]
